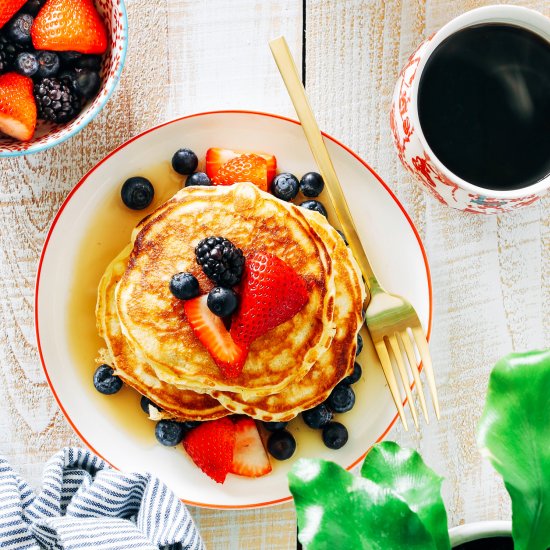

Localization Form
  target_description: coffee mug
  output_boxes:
[390,5,550,214]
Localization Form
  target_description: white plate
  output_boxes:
[35,111,432,509]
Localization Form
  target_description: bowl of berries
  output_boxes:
[0,0,127,156]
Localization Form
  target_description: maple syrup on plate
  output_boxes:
[64,160,369,471]
[66,161,184,443]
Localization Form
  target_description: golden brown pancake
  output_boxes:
[210,208,365,421]
[116,183,336,397]
[96,246,229,421]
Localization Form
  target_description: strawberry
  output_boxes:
[31,0,108,54]
[183,418,236,484]
[0,0,26,29]
[0,73,37,142]
[231,252,309,348]
[183,294,247,378]
[211,153,270,191]
[206,148,277,185]
[230,418,272,478]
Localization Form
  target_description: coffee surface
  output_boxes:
[418,24,550,191]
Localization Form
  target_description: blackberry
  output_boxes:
[195,236,245,287]
[34,77,81,123]
[0,34,22,73]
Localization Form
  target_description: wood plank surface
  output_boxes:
[0,0,548,548]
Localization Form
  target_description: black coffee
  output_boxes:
[454,536,513,549]
[418,24,550,190]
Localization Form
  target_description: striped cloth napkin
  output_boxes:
[0,447,204,550]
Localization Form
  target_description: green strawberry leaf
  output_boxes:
[289,442,451,550]
[477,349,550,550]
[361,441,450,550]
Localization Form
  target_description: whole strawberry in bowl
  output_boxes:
[0,0,127,156]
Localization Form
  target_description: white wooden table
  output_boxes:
[1,0,548,548]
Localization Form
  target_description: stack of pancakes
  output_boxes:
[96,182,365,422]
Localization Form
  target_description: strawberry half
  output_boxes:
[0,0,26,29]
[183,418,236,484]
[211,153,271,191]
[183,294,247,379]
[231,252,309,348]
[32,0,108,54]
[230,418,272,478]
[0,73,37,142]
[206,148,277,186]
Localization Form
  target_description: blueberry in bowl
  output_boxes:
[0,0,128,156]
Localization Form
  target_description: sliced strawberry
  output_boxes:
[212,153,268,191]
[32,0,108,54]
[230,417,272,478]
[184,294,247,378]
[183,418,235,484]
[206,148,277,186]
[0,73,37,142]
[231,252,309,348]
[0,0,26,29]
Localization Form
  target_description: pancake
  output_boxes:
[96,245,229,421]
[210,209,366,421]
[116,182,336,397]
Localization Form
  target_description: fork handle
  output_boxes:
[269,36,377,290]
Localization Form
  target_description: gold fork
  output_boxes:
[269,36,440,430]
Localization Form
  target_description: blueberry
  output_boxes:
[59,51,83,66]
[356,333,363,356]
[182,420,201,430]
[36,51,60,78]
[322,422,348,449]
[300,200,328,218]
[172,148,198,175]
[155,420,186,446]
[342,362,362,385]
[185,172,211,187]
[93,364,123,395]
[71,68,100,100]
[262,421,288,432]
[169,272,199,300]
[267,430,296,460]
[75,54,102,71]
[327,383,355,413]
[140,395,162,414]
[121,177,154,210]
[302,403,333,429]
[271,173,299,201]
[6,14,33,45]
[207,287,238,317]
[300,172,324,197]
[15,52,38,77]
[336,229,348,245]
[22,0,47,16]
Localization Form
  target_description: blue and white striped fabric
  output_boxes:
[0,447,204,550]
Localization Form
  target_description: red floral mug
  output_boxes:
[390,5,550,214]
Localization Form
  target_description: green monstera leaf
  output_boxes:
[289,441,451,550]
[361,442,450,550]
[477,349,550,550]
